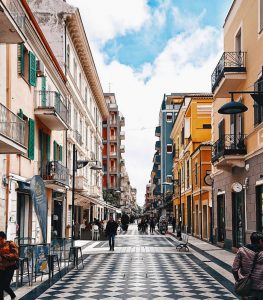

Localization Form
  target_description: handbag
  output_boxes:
[234,251,259,297]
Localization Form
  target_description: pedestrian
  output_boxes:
[172,217,176,233]
[0,231,19,300]
[150,218,155,234]
[105,216,118,251]
[232,232,263,300]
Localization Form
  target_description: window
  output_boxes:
[218,119,225,140]
[166,144,173,153]
[73,59,77,82]
[260,0,263,32]
[66,44,70,70]
[166,113,173,122]
[254,77,263,126]
[53,141,63,161]
[18,110,33,160]
[186,160,190,188]
[18,44,36,87]
[79,73,82,94]
[203,124,211,129]
[195,162,198,185]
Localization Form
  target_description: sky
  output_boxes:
[67,0,232,206]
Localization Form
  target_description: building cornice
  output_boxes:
[67,10,109,120]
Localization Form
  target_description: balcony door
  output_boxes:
[39,130,50,162]
[187,195,191,233]
[232,191,245,248]
[217,194,225,242]
[256,185,263,232]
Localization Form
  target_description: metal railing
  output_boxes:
[39,161,69,186]
[34,91,68,124]
[211,52,246,91]
[212,134,246,163]
[0,103,25,146]
[73,130,83,146]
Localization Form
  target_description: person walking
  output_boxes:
[105,216,118,251]
[172,217,176,233]
[0,231,19,300]
[232,232,263,300]
[150,218,155,234]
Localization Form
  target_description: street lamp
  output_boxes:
[71,144,102,243]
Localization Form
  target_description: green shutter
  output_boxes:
[53,140,57,160]
[55,92,61,113]
[47,135,50,161]
[28,119,35,160]
[17,109,23,119]
[41,77,47,106]
[19,44,25,76]
[59,145,63,161]
[29,51,37,87]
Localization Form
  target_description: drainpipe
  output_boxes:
[5,44,11,234]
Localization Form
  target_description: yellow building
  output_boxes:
[171,94,213,240]
[211,0,263,250]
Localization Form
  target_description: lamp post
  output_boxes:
[71,144,102,244]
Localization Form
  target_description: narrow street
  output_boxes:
[23,225,238,300]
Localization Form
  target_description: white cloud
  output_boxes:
[67,0,224,206]
[67,0,150,45]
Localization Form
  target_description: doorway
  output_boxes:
[187,196,191,233]
[217,194,225,242]
[256,185,263,232]
[232,191,245,248]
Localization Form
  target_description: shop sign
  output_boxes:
[30,175,48,243]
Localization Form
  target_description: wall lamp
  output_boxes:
[218,90,263,115]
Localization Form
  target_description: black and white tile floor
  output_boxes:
[31,225,238,300]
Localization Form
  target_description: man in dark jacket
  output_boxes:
[232,232,263,300]
[106,216,118,251]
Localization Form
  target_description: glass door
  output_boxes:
[232,191,245,248]
[217,195,225,242]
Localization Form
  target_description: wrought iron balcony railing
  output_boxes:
[0,103,25,146]
[211,52,246,92]
[35,91,68,124]
[212,134,246,163]
[40,161,69,186]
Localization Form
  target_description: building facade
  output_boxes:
[171,94,213,240]
[211,0,263,250]
[0,0,69,242]
[28,0,110,232]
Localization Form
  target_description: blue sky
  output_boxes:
[103,0,232,69]
[68,0,233,205]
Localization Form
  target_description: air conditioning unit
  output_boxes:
[36,60,45,77]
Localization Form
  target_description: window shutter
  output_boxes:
[53,141,57,160]
[28,119,35,160]
[59,145,63,161]
[29,51,37,87]
[47,135,50,161]
[41,77,47,106]
[18,44,25,76]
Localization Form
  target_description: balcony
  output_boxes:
[155,126,161,137]
[73,130,83,146]
[0,0,25,43]
[34,91,68,130]
[108,103,117,110]
[120,116,125,127]
[39,161,69,190]
[211,52,246,97]
[89,185,101,198]
[120,131,125,140]
[0,103,26,154]
[75,175,88,191]
[110,119,117,126]
[212,134,246,168]
[154,154,161,164]
[155,141,161,151]
[173,148,179,161]
[120,145,125,153]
